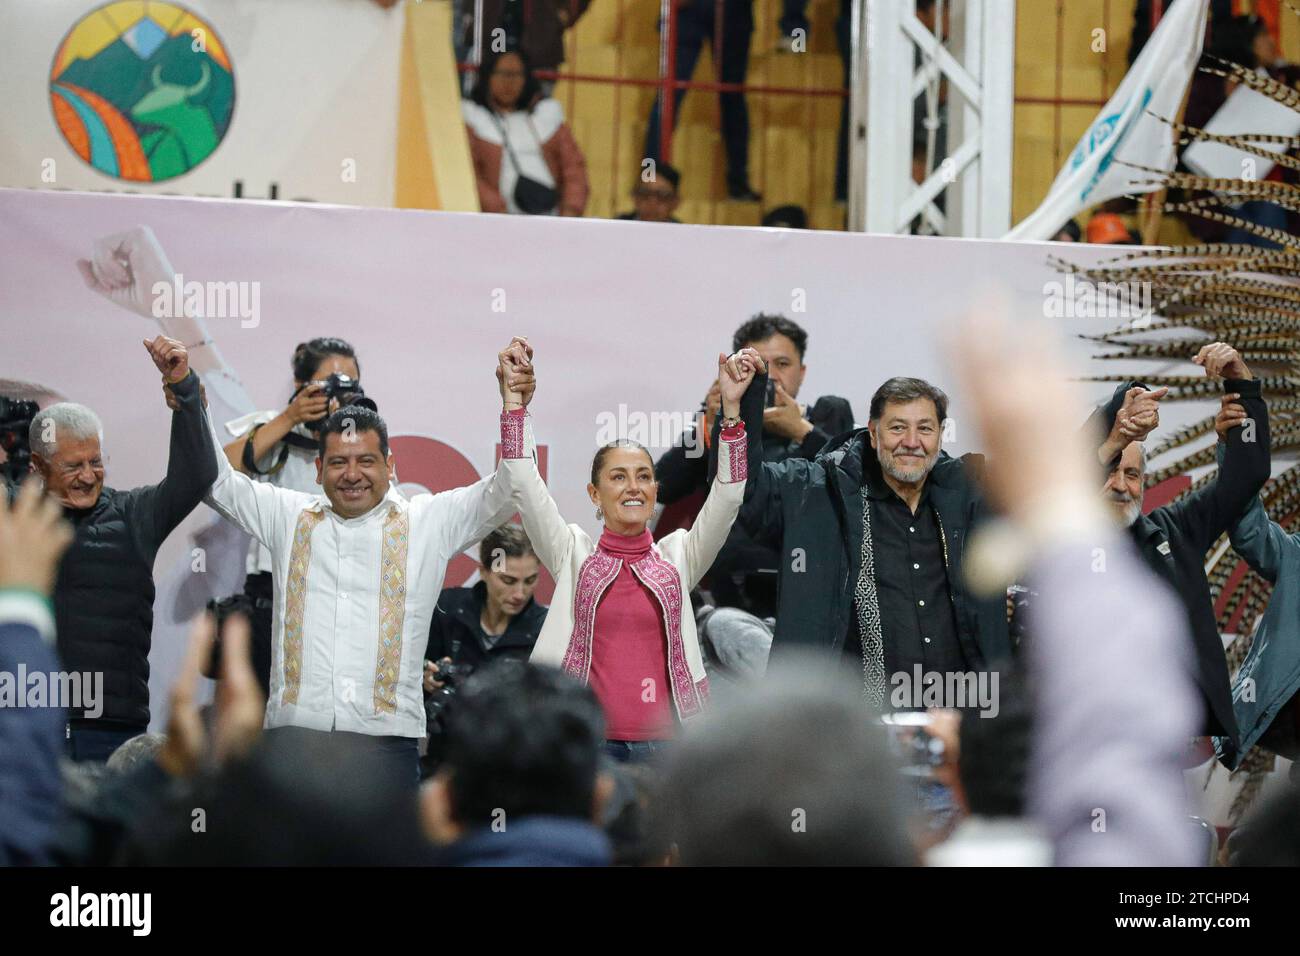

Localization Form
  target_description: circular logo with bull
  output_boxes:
[49,2,235,182]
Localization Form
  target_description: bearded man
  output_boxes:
[1087,342,1269,766]
[712,374,1010,707]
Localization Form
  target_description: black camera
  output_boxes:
[422,658,474,776]
[425,659,471,724]
[0,396,39,486]
[299,373,378,431]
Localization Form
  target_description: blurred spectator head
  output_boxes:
[631,162,681,222]
[1051,219,1082,242]
[658,656,914,865]
[422,663,611,842]
[472,46,541,114]
[132,731,428,865]
[1086,212,1134,245]
[477,523,541,618]
[1211,14,1273,70]
[602,761,671,866]
[1228,782,1300,865]
[29,403,105,510]
[107,733,167,775]
[291,336,359,388]
[1102,440,1146,527]
[732,314,808,399]
[762,205,808,229]
[315,405,393,518]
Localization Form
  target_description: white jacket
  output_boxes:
[503,415,748,722]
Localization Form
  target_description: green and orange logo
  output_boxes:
[50,2,235,182]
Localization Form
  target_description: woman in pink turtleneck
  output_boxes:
[499,346,763,762]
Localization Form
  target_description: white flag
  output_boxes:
[1005,0,1210,240]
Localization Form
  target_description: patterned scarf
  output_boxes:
[853,485,887,707]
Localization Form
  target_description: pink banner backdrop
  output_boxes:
[1,185,1277,824]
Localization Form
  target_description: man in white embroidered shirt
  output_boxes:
[202,339,536,786]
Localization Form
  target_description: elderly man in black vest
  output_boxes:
[30,336,216,763]
[1085,342,1270,767]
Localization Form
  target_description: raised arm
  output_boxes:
[501,413,574,577]
[223,385,328,474]
[130,337,219,552]
[1216,404,1288,584]
[1163,344,1270,552]
[0,482,74,866]
[203,400,300,550]
[709,368,788,546]
[426,338,539,558]
[77,225,255,426]
[1089,381,1167,482]
[680,350,758,586]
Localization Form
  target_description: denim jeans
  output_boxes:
[603,739,669,764]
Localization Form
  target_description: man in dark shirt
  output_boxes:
[710,372,1010,707]
[838,377,975,704]
[31,336,216,762]
[657,314,854,617]
[857,469,966,682]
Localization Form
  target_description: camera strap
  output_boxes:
[281,431,319,452]
[241,422,292,477]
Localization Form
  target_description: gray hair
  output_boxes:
[106,733,167,774]
[869,377,949,423]
[29,403,102,459]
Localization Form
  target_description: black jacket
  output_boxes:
[1088,378,1270,758]
[54,372,216,728]
[657,391,855,612]
[425,582,548,671]
[710,372,1011,667]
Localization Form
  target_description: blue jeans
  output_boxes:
[604,739,669,764]
[65,723,144,764]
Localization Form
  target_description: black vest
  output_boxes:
[55,488,160,727]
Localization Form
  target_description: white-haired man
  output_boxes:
[30,336,217,762]
[1087,342,1270,767]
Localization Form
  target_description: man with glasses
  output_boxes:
[618,163,682,224]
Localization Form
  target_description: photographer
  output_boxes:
[424,524,547,684]
[422,524,548,774]
[1,393,41,496]
[214,338,370,696]
[656,314,854,618]
[31,336,216,763]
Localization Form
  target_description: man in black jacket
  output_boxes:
[657,314,854,617]
[1085,342,1268,766]
[712,371,1011,704]
[31,335,216,763]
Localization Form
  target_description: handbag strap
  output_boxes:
[492,109,549,172]
[491,110,527,175]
